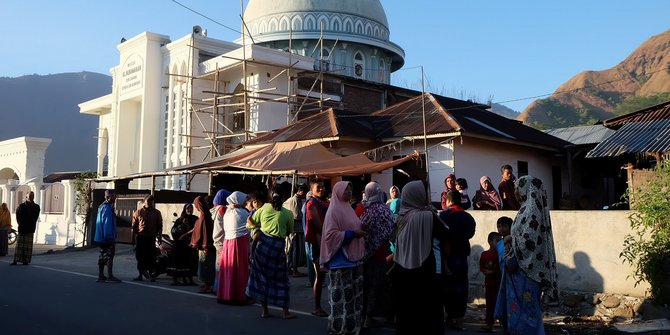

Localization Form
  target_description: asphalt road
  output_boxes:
[0,244,497,334]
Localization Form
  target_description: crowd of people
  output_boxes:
[4,164,558,334]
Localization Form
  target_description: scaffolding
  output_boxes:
[172,21,336,163]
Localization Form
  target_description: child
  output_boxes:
[479,231,502,333]
[493,216,513,331]
[245,191,266,262]
[455,178,471,210]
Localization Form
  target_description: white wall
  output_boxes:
[466,210,648,297]
[453,137,558,209]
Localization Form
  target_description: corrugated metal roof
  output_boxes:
[545,125,615,145]
[603,100,670,129]
[371,93,569,149]
[246,93,569,151]
[586,119,670,158]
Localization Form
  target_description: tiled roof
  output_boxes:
[545,125,615,146]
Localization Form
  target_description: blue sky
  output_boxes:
[1,0,669,112]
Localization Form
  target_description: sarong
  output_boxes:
[246,233,290,308]
[13,233,34,264]
[217,234,250,302]
[198,247,216,285]
[328,266,364,335]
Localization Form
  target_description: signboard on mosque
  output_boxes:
[120,54,144,94]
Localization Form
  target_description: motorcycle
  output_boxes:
[8,228,18,245]
[150,233,175,278]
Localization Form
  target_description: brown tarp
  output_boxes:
[191,141,418,177]
[295,152,418,177]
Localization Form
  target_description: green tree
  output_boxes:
[620,162,670,303]
[614,93,670,116]
[72,172,96,247]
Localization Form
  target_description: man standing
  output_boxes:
[94,190,121,283]
[498,165,520,210]
[131,195,163,281]
[439,190,476,331]
[11,191,40,266]
[283,183,309,277]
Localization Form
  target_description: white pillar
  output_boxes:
[8,186,16,213]
[38,184,46,209]
[0,185,7,204]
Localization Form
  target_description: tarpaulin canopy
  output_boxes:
[188,141,418,177]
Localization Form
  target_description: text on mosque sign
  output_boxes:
[121,55,144,92]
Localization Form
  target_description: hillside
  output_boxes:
[518,29,670,129]
[0,72,112,173]
[491,103,520,119]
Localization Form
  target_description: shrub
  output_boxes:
[621,162,670,303]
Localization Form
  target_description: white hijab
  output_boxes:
[223,191,249,240]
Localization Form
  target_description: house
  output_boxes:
[233,93,570,208]
[546,125,623,209]
[587,100,670,197]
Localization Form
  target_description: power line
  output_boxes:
[171,0,242,35]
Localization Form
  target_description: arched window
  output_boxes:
[291,17,302,31]
[354,52,365,79]
[356,21,363,34]
[379,59,386,83]
[305,16,315,30]
[345,20,353,33]
[332,19,340,31]
[280,17,289,31]
[318,15,328,30]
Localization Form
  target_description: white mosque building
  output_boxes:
[79,0,405,193]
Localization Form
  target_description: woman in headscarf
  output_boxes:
[0,203,11,256]
[359,181,395,327]
[217,191,251,304]
[246,186,297,319]
[386,185,401,217]
[169,203,198,285]
[211,189,231,268]
[190,196,216,293]
[472,176,502,210]
[320,181,366,335]
[392,180,448,335]
[494,176,559,335]
[440,174,457,210]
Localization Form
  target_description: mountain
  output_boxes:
[518,29,670,129]
[0,72,112,174]
[491,103,520,119]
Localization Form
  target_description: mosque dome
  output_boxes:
[242,0,404,77]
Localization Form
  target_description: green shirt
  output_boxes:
[252,203,294,238]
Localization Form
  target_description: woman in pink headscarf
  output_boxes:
[472,176,502,210]
[320,181,366,335]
